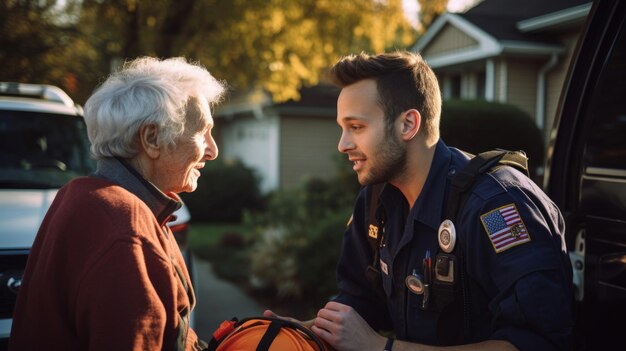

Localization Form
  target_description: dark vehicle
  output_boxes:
[545,0,626,349]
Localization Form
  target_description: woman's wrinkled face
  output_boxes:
[156,97,218,194]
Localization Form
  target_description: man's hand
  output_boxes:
[263,309,314,328]
[311,301,386,351]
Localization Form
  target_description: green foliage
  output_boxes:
[2,0,416,104]
[246,173,355,306]
[180,158,264,223]
[187,222,255,287]
[417,0,449,31]
[293,211,347,307]
[0,0,93,96]
[188,222,248,252]
[440,100,545,175]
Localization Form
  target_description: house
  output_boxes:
[412,0,591,141]
[214,85,341,193]
[215,0,592,193]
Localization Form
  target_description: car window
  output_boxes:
[0,110,95,188]
[582,19,626,176]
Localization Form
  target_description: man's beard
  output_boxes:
[359,132,407,185]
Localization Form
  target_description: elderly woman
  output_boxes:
[10,57,225,350]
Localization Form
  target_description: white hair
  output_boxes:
[83,57,226,159]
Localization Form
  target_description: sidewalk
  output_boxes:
[191,255,265,341]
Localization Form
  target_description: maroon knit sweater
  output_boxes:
[9,177,204,350]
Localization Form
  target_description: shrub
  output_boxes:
[248,203,350,318]
[293,210,348,306]
[219,231,246,248]
[246,175,354,305]
[202,232,252,285]
[440,100,544,176]
[180,158,265,222]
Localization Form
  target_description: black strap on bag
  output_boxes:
[207,317,327,351]
[437,149,528,344]
[364,149,529,344]
[254,318,325,351]
[447,149,528,223]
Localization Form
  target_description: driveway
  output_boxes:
[191,255,265,341]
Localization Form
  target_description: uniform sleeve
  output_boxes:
[461,175,574,351]
[75,238,176,350]
[334,187,392,332]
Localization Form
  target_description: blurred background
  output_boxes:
[0,0,591,340]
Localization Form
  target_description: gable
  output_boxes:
[422,23,479,57]
[414,13,500,69]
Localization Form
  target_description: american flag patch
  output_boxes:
[480,204,531,253]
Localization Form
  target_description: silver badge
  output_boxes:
[438,219,457,253]
[405,269,424,295]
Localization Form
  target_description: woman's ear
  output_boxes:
[138,124,160,159]
[401,109,421,141]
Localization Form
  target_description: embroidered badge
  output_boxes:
[480,203,531,253]
[368,224,379,239]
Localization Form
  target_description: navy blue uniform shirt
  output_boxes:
[334,140,573,351]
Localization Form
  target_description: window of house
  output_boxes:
[450,75,461,99]
[476,71,486,100]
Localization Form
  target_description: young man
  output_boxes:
[306,51,572,351]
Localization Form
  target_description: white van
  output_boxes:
[0,83,193,348]
[0,82,92,346]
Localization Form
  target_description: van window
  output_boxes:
[582,20,626,175]
[0,111,94,188]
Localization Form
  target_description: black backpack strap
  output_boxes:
[446,149,528,221]
[256,319,284,351]
[246,317,327,351]
[438,149,529,344]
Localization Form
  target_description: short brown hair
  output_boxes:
[329,51,441,142]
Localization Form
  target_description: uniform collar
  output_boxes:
[92,157,182,226]
[411,140,453,230]
[377,140,453,231]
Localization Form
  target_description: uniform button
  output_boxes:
[448,168,457,176]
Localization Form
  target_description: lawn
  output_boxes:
[187,221,254,286]
[188,222,252,253]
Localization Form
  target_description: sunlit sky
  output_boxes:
[403,0,480,29]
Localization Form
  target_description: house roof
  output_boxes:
[274,84,339,110]
[216,84,340,119]
[271,84,339,117]
[462,0,591,42]
[413,0,591,68]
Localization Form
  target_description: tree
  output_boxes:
[0,0,88,94]
[74,0,417,102]
[417,0,449,31]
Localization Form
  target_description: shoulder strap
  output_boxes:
[439,149,528,343]
[446,149,528,222]
[208,317,327,351]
